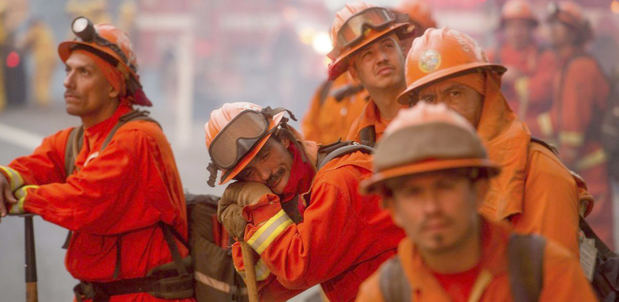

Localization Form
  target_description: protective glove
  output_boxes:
[9,185,38,214]
[217,181,280,239]
[0,166,22,218]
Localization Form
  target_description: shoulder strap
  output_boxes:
[317,80,333,105]
[332,84,364,102]
[507,234,546,302]
[64,126,84,177]
[317,142,373,170]
[100,110,161,150]
[359,125,376,147]
[530,137,558,155]
[379,256,412,302]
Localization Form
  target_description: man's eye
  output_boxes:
[449,90,461,97]
[421,96,435,104]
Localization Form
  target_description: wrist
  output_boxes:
[11,185,38,214]
[0,166,24,192]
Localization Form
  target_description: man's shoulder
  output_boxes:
[526,140,572,179]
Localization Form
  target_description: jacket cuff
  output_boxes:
[11,185,38,214]
[246,209,293,255]
[0,165,24,192]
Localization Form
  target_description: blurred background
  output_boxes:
[0,0,618,301]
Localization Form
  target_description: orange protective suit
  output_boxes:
[356,217,597,302]
[489,44,557,137]
[232,151,406,302]
[474,72,583,256]
[537,47,612,247]
[302,75,368,144]
[345,99,406,145]
[2,103,191,302]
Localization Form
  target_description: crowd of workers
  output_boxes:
[0,0,616,301]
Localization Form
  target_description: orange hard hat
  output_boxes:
[396,27,506,105]
[58,17,151,106]
[360,102,500,194]
[327,2,413,80]
[204,102,289,186]
[500,0,538,27]
[395,0,437,30]
[546,1,592,43]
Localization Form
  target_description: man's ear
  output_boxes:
[348,60,360,83]
[108,84,120,99]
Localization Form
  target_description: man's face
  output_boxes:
[236,138,293,194]
[63,52,117,119]
[349,35,406,91]
[504,19,534,50]
[386,170,483,254]
[547,20,572,48]
[417,80,484,128]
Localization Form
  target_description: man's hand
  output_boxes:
[0,173,18,221]
[217,182,275,239]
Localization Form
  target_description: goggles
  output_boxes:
[70,16,137,73]
[208,109,282,170]
[334,7,396,54]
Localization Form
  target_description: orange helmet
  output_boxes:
[58,16,151,106]
[327,2,413,80]
[546,1,592,44]
[204,102,290,186]
[396,27,506,105]
[500,0,538,27]
[360,102,500,194]
[396,0,437,31]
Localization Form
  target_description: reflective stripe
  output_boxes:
[559,131,584,147]
[514,77,529,113]
[247,209,293,254]
[194,270,248,295]
[537,113,553,137]
[0,165,24,191]
[575,149,607,171]
[468,270,492,302]
[11,185,38,214]
[235,258,271,282]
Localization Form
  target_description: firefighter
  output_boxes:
[325,2,413,147]
[206,102,405,302]
[396,27,590,256]
[540,1,613,247]
[301,71,368,144]
[19,19,57,107]
[0,18,193,302]
[489,0,556,137]
[394,0,436,54]
[356,103,596,302]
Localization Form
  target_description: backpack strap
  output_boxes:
[530,137,558,155]
[317,80,333,105]
[359,125,376,147]
[379,256,412,302]
[317,142,373,170]
[332,84,364,102]
[507,234,546,302]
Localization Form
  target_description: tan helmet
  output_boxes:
[327,2,413,80]
[396,27,506,105]
[546,1,592,44]
[500,0,538,28]
[360,102,500,194]
[396,0,437,31]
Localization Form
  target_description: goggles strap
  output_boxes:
[206,162,218,187]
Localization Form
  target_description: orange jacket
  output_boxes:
[302,75,368,144]
[356,218,596,302]
[475,72,583,256]
[538,46,612,246]
[232,151,406,302]
[490,44,557,137]
[346,99,406,145]
[3,104,190,302]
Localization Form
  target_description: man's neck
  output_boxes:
[420,218,482,274]
[367,84,406,121]
[81,100,121,128]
